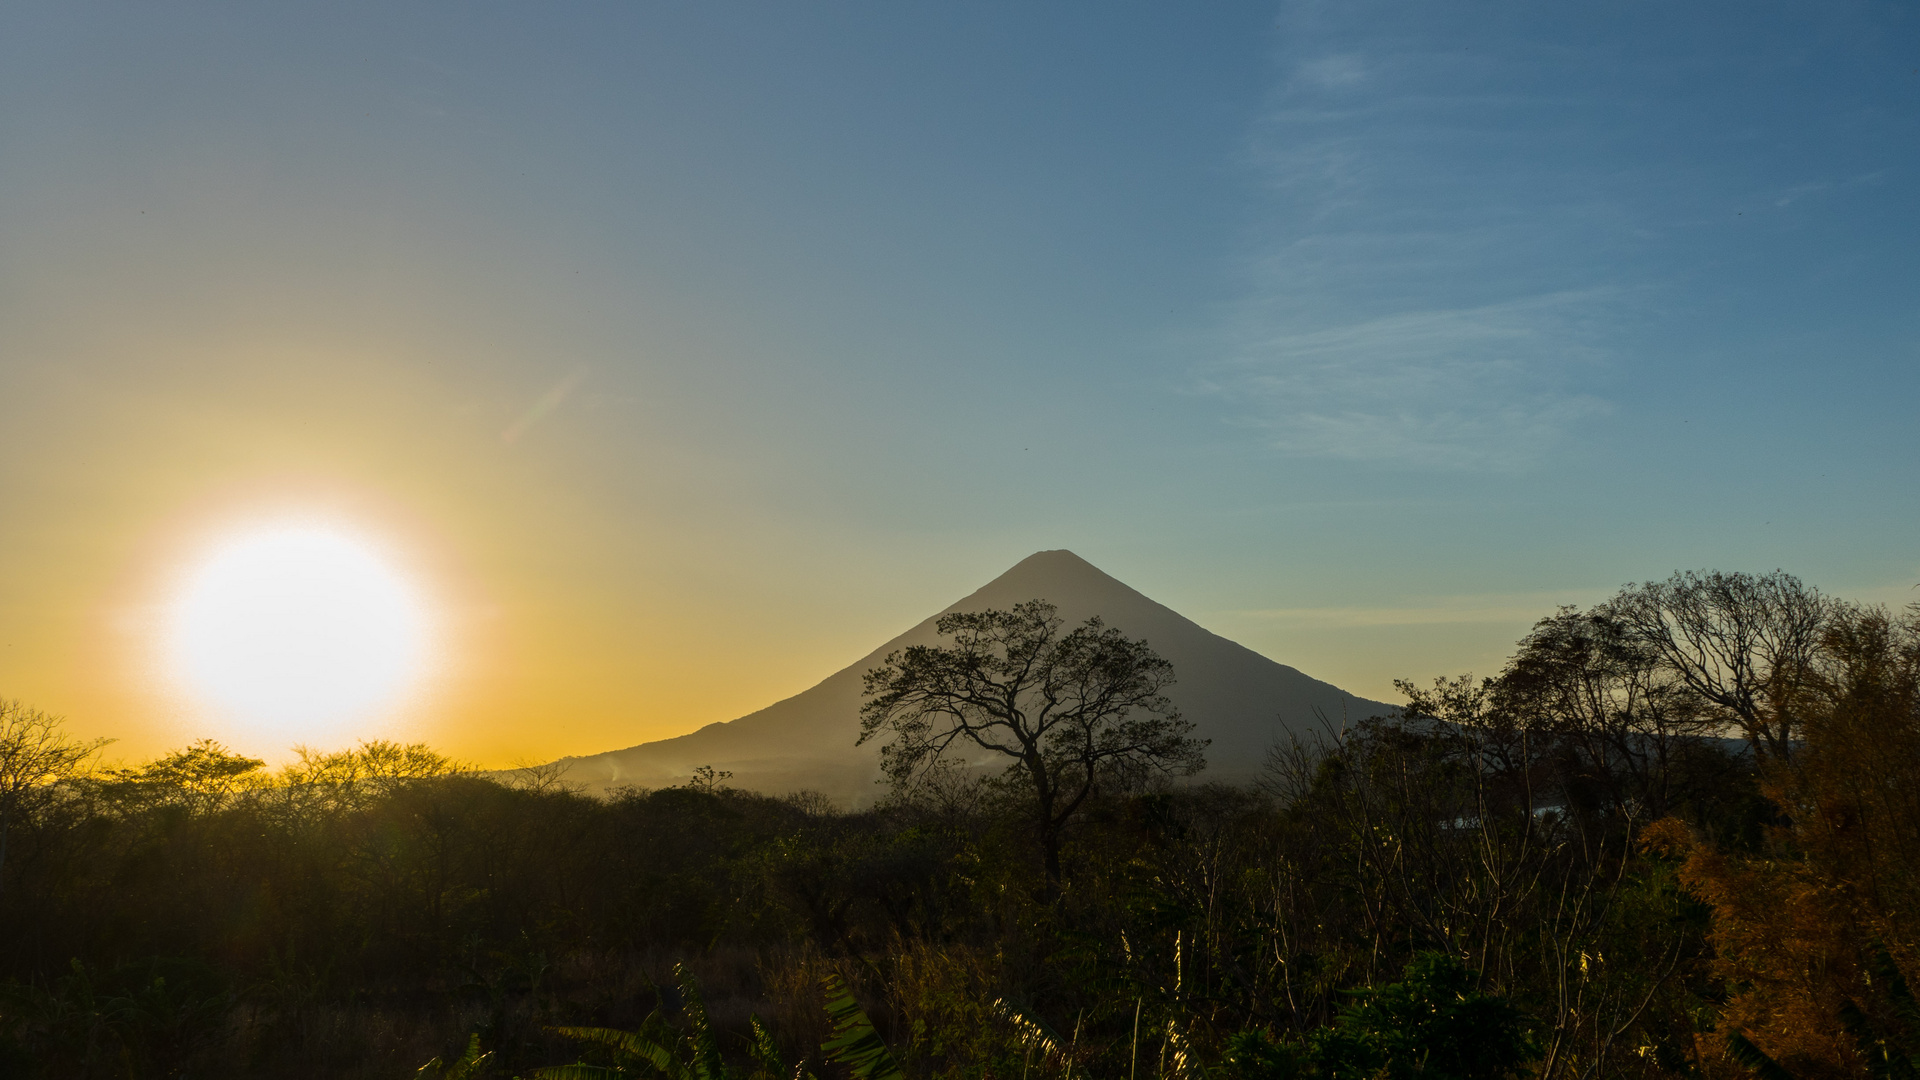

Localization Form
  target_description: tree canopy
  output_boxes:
[859,600,1206,884]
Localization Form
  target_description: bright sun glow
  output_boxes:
[165,523,432,745]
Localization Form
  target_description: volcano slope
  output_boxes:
[548,550,1393,803]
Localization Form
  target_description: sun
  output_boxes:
[164,522,433,747]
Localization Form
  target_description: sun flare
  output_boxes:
[164,523,433,746]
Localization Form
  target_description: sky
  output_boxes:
[1,1,1915,765]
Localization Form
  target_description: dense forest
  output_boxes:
[2,570,1917,1080]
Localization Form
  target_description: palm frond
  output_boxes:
[418,1033,494,1079]
[820,974,904,1080]
[676,963,728,1080]
[749,1015,785,1080]
[553,1025,692,1080]
[530,1067,632,1080]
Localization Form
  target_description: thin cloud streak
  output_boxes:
[1225,589,1607,628]
[501,368,588,445]
[1233,574,1920,631]
[1209,5,1627,470]
[1214,291,1616,469]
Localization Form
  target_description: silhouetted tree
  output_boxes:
[1604,571,1832,761]
[103,738,265,809]
[859,601,1206,887]
[0,699,106,895]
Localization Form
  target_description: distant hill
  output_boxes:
[550,550,1395,802]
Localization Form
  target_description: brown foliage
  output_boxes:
[1648,817,1864,1079]
[1648,604,1920,1080]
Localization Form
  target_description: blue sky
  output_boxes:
[1,1,1916,759]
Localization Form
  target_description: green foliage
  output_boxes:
[820,974,904,1080]
[539,969,891,1080]
[539,1025,687,1080]
[747,1016,790,1080]
[419,1033,497,1079]
[539,964,729,1080]
[1220,1030,1301,1080]
[1304,953,1537,1080]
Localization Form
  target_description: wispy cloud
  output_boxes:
[1214,291,1615,470]
[1766,169,1885,210]
[502,368,588,444]
[1225,588,1608,628]
[1291,53,1368,91]
[1209,5,1625,470]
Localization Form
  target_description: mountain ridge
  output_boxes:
[550,550,1394,802]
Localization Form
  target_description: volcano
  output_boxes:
[550,550,1393,801]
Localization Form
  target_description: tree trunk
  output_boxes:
[1024,752,1065,896]
[1041,819,1063,893]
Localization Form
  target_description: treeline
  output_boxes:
[0,570,1915,1080]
